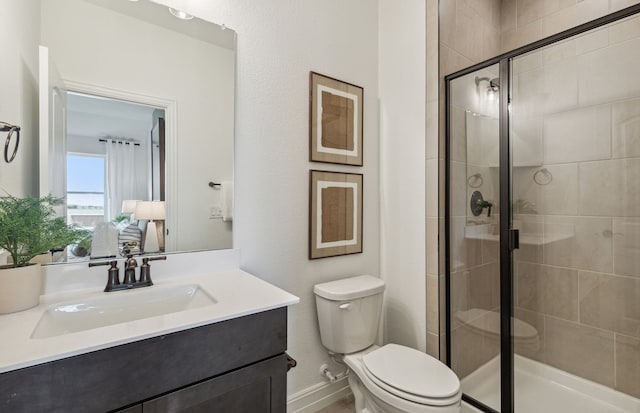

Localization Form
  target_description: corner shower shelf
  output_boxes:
[464,225,574,246]
[455,309,539,342]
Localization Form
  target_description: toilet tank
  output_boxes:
[313,275,385,354]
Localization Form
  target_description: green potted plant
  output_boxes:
[0,194,87,314]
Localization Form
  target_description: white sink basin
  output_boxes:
[31,284,216,339]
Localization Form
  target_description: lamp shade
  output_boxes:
[135,201,165,221]
[121,200,139,214]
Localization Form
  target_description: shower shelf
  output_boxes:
[464,225,574,246]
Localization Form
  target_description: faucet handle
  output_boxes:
[139,255,166,285]
[89,260,120,292]
[88,259,114,268]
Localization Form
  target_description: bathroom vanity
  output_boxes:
[1,308,288,412]
[0,250,299,413]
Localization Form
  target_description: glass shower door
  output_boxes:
[510,14,640,412]
[448,63,502,411]
[447,6,640,413]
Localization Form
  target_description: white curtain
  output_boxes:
[105,140,137,221]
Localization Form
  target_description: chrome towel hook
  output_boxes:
[0,121,21,163]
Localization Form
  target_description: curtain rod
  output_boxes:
[98,138,140,147]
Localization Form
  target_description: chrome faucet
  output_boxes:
[88,245,166,292]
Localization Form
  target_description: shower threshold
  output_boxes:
[461,355,639,413]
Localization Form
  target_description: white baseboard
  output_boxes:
[287,376,352,413]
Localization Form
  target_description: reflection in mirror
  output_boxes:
[65,93,164,259]
[38,0,236,263]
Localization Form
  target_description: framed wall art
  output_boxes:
[309,170,363,259]
[309,72,363,166]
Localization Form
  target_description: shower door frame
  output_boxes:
[444,4,640,413]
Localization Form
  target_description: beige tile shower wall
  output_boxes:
[441,0,502,66]
[438,0,501,364]
[426,0,441,359]
[511,13,640,398]
[435,0,502,364]
[501,0,640,54]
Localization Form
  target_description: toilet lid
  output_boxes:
[362,344,460,399]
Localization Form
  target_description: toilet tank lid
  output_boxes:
[314,275,385,301]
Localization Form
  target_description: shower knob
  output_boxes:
[471,190,493,217]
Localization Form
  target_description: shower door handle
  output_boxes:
[510,229,520,250]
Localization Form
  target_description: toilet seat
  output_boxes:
[361,365,461,407]
[360,344,461,407]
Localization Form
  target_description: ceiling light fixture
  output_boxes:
[169,7,194,20]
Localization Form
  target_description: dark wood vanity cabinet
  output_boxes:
[141,354,286,412]
[0,308,289,413]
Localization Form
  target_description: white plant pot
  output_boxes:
[0,263,42,314]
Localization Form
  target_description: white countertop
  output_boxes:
[0,266,299,374]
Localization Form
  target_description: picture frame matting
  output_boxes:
[309,72,364,166]
[309,170,363,259]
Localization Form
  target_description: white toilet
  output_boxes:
[314,275,462,413]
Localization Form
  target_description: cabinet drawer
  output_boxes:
[144,354,287,413]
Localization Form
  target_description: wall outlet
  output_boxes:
[209,205,223,219]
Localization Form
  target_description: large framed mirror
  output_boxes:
[37,0,236,263]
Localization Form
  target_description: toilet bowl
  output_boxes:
[344,345,462,413]
[314,275,461,413]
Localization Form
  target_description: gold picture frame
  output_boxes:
[309,72,363,166]
[309,170,363,259]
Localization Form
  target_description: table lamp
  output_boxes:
[135,201,165,253]
[121,200,139,220]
